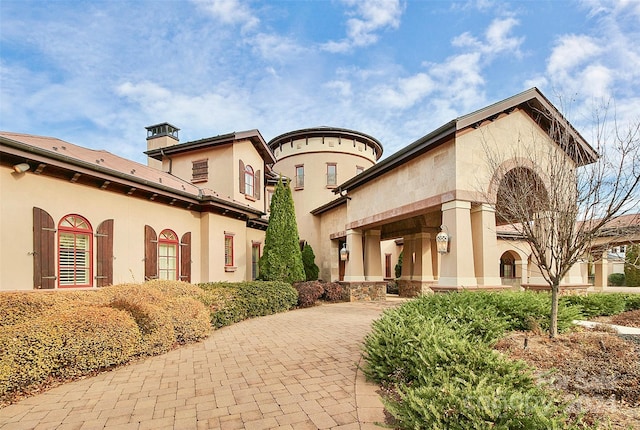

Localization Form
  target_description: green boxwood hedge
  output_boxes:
[198,281,298,328]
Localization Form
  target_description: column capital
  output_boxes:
[471,203,495,214]
[442,200,471,211]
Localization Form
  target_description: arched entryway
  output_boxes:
[499,250,519,287]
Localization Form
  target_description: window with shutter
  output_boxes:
[58,214,93,287]
[33,207,56,289]
[158,229,178,280]
[239,160,245,194]
[224,233,235,269]
[244,164,254,196]
[180,232,191,282]
[96,219,114,287]
[254,169,261,200]
[144,225,158,280]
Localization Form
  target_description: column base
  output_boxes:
[522,284,590,295]
[338,281,387,302]
[398,280,435,297]
[429,284,515,293]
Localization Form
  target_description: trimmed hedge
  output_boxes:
[0,305,140,398]
[0,280,212,402]
[198,281,298,328]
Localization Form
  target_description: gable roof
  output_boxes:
[0,131,264,218]
[334,87,598,195]
[145,129,276,164]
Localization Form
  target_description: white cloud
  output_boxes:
[247,33,308,62]
[546,34,602,77]
[452,17,523,57]
[192,0,259,31]
[374,73,435,109]
[321,0,404,53]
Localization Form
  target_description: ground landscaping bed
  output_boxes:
[495,326,640,429]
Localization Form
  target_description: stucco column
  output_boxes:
[518,259,527,287]
[343,229,365,282]
[470,204,501,286]
[438,200,477,287]
[594,256,608,290]
[413,232,434,282]
[364,229,383,281]
[400,234,414,281]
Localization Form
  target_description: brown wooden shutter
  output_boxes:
[33,207,56,289]
[96,219,114,287]
[239,159,245,194]
[254,170,261,200]
[144,225,158,280]
[180,232,192,283]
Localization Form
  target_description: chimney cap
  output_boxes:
[146,122,180,140]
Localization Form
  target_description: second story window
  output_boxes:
[245,165,254,196]
[327,163,337,187]
[192,159,208,182]
[239,160,261,200]
[295,165,304,189]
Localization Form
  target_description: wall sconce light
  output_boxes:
[436,225,450,254]
[13,163,30,173]
[340,243,349,261]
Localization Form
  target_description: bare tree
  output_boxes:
[483,104,640,337]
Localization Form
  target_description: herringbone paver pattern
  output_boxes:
[0,300,404,429]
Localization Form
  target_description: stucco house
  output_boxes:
[0,87,627,295]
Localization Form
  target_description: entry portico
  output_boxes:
[311,88,596,295]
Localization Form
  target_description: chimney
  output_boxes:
[146,123,179,170]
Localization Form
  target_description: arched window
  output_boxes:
[58,214,93,287]
[158,229,179,280]
[245,165,254,196]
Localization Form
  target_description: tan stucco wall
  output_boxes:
[344,139,456,227]
[316,204,347,281]
[455,109,569,201]
[0,165,264,291]
[272,136,378,165]
[273,148,374,256]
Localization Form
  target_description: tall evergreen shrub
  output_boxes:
[258,178,305,283]
[302,243,319,281]
[625,244,640,287]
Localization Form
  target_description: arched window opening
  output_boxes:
[158,229,179,280]
[58,214,93,287]
[245,165,254,196]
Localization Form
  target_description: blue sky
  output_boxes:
[1,0,639,163]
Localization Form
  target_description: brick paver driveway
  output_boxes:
[0,300,404,429]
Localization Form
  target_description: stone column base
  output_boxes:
[338,281,387,302]
[522,284,590,295]
[397,280,435,297]
[429,284,515,293]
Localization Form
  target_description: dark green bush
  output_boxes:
[293,281,324,307]
[301,244,319,281]
[198,281,297,328]
[608,272,626,286]
[561,293,627,318]
[622,293,640,311]
[363,292,592,429]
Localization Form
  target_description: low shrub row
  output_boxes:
[362,292,603,429]
[292,280,345,308]
[198,281,298,328]
[2,280,297,402]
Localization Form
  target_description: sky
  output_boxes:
[1,0,639,164]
